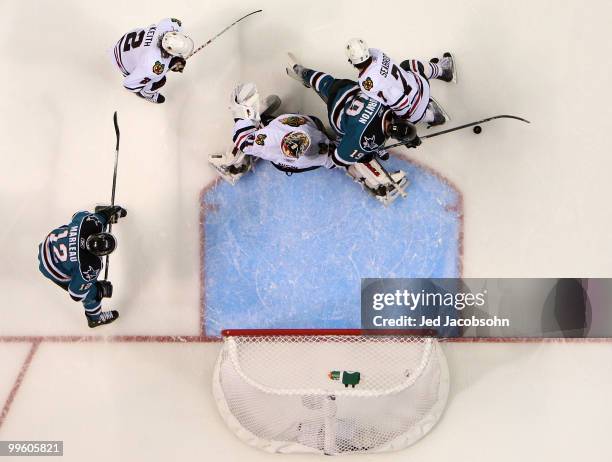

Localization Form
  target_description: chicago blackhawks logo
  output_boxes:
[281,131,311,159]
[280,116,307,127]
[152,61,165,75]
[255,134,267,146]
[362,77,374,91]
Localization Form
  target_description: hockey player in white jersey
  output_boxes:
[345,39,455,127]
[210,83,336,184]
[111,18,193,103]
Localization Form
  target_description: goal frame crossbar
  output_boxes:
[221,328,438,337]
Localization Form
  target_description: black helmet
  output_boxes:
[85,232,117,257]
[387,118,417,141]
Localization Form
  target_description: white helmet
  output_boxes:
[345,38,370,65]
[161,32,194,57]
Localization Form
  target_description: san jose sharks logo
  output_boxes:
[361,135,379,150]
[82,266,100,282]
[362,77,374,91]
[152,61,165,75]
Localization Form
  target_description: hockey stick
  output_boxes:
[186,10,263,59]
[383,114,530,150]
[104,111,120,281]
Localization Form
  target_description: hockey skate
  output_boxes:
[285,53,310,87]
[426,97,451,128]
[209,147,256,185]
[431,52,457,83]
[87,310,119,328]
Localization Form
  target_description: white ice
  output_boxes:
[1,0,612,460]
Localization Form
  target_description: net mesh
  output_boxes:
[213,332,449,455]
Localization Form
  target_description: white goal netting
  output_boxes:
[212,330,449,455]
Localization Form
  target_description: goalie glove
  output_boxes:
[230,82,261,122]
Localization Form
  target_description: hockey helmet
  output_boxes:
[281,131,311,159]
[85,232,117,257]
[345,38,370,65]
[161,32,194,57]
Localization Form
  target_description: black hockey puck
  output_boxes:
[473,125,482,134]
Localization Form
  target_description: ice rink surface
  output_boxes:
[1,0,612,460]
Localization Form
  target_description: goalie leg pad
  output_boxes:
[347,159,408,206]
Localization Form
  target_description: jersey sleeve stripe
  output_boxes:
[331,150,355,167]
[114,37,130,76]
[330,87,359,135]
[41,237,71,282]
[232,124,257,143]
[234,131,255,150]
[238,136,255,152]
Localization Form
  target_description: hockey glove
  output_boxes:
[151,76,167,91]
[170,57,186,73]
[95,205,128,224]
[377,150,390,161]
[96,280,113,299]
[405,136,422,149]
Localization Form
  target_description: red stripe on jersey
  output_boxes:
[234,130,255,149]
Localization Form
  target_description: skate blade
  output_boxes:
[428,96,451,126]
[443,52,458,84]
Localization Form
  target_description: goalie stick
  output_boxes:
[382,114,531,151]
[187,10,263,59]
[104,111,120,281]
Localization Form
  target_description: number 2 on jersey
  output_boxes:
[49,230,69,262]
[123,31,145,52]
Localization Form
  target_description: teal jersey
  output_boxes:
[300,69,390,166]
[38,211,109,315]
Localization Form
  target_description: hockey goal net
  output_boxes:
[213,329,449,455]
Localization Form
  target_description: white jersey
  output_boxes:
[232,114,336,172]
[111,18,182,102]
[358,48,430,123]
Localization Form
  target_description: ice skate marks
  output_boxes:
[201,157,462,337]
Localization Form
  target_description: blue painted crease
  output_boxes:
[202,157,461,337]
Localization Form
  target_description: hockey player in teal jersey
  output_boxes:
[286,57,420,167]
[38,206,127,328]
